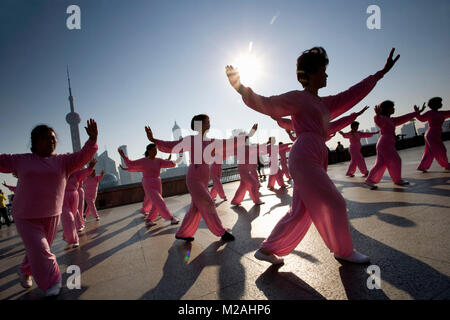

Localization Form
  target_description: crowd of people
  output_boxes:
[1,46,449,297]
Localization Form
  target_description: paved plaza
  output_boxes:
[1,143,449,300]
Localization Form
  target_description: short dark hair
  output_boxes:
[191,114,209,131]
[296,47,329,87]
[428,97,442,110]
[351,121,359,129]
[144,143,156,157]
[30,125,56,153]
[379,100,395,116]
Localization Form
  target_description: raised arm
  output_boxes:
[0,154,18,174]
[145,125,187,154]
[322,49,400,120]
[64,119,99,175]
[159,159,176,169]
[226,65,302,117]
[327,112,359,136]
[2,181,16,192]
[392,111,419,127]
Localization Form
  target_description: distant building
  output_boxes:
[172,121,187,167]
[417,123,429,136]
[65,66,82,152]
[118,145,132,185]
[94,150,119,189]
[400,121,416,139]
[366,127,380,144]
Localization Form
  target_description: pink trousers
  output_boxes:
[366,135,402,184]
[210,164,226,200]
[61,191,80,244]
[418,128,450,170]
[141,195,151,213]
[143,177,174,222]
[267,170,285,189]
[15,216,62,291]
[232,164,261,204]
[176,164,227,238]
[78,187,85,219]
[280,159,291,179]
[346,145,369,175]
[260,133,354,257]
[84,192,99,219]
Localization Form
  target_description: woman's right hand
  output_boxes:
[374,105,381,115]
[145,126,155,142]
[225,65,242,93]
[117,148,125,158]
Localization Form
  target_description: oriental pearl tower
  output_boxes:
[65,66,82,152]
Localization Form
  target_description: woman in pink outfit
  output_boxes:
[210,150,229,201]
[118,144,180,227]
[266,138,287,191]
[145,116,257,242]
[61,159,96,248]
[84,169,104,221]
[278,142,292,180]
[339,121,379,177]
[365,101,420,189]
[231,136,268,206]
[0,119,98,296]
[416,97,450,172]
[226,47,400,264]
[77,177,87,222]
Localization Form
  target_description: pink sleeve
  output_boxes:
[63,138,98,176]
[279,144,291,152]
[75,167,94,183]
[415,111,429,122]
[322,71,384,120]
[0,154,19,173]
[159,159,176,169]
[240,87,302,117]
[123,157,146,172]
[276,118,294,131]
[5,184,17,192]
[327,112,358,136]
[341,132,351,139]
[154,137,186,153]
[442,111,450,119]
[358,131,376,138]
[392,112,418,127]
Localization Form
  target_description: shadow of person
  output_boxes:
[255,264,325,300]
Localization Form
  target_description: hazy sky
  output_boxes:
[1,0,449,195]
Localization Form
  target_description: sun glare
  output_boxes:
[234,53,263,86]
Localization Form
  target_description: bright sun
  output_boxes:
[234,53,263,86]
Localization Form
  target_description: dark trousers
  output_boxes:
[0,207,11,227]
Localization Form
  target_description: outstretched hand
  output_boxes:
[119,164,128,171]
[225,65,242,92]
[374,105,381,115]
[2,181,6,187]
[381,48,400,76]
[117,148,126,158]
[85,119,98,141]
[145,126,155,142]
[248,123,258,137]
[357,106,370,116]
[167,154,172,161]
[414,103,426,113]
[88,159,97,168]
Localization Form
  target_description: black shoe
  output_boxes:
[175,235,194,242]
[221,231,235,242]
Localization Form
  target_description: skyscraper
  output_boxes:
[65,66,82,152]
